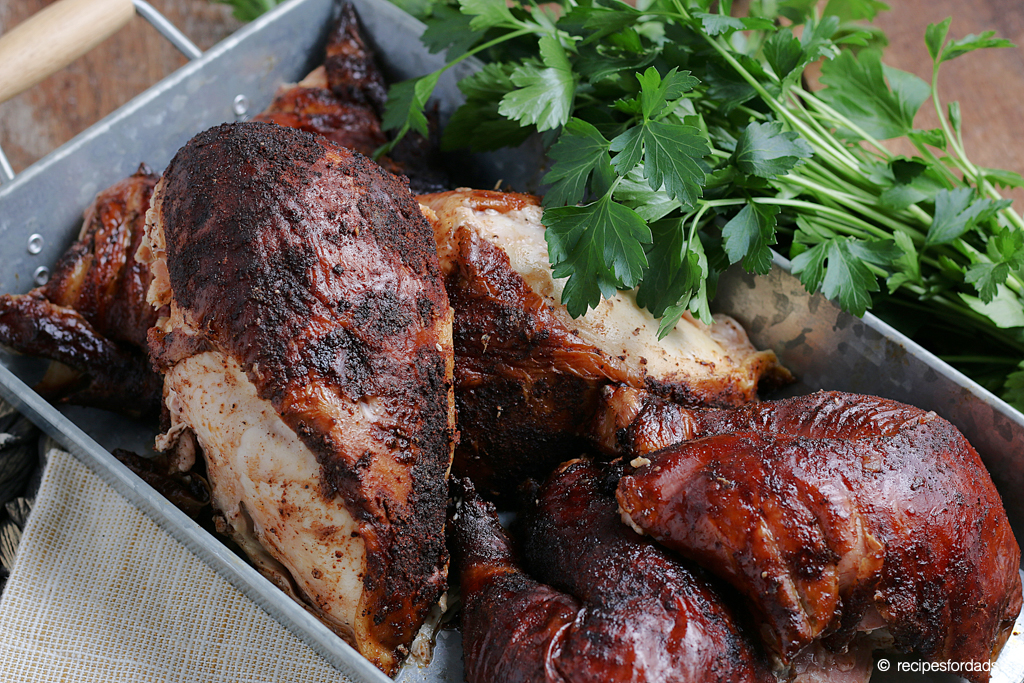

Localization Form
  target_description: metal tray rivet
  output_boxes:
[233,94,250,119]
[33,267,50,286]
[27,234,43,255]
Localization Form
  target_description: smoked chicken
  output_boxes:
[418,189,790,498]
[0,168,162,417]
[450,461,773,683]
[255,0,449,194]
[615,390,1023,681]
[140,121,456,675]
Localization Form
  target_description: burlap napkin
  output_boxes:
[0,448,351,683]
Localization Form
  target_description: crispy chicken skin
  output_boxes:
[615,391,1022,681]
[0,168,162,417]
[451,462,773,683]
[418,189,789,498]
[141,121,456,674]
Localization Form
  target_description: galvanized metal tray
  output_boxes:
[0,0,1022,681]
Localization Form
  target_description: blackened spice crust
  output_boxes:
[155,121,453,674]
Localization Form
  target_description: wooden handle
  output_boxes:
[0,0,136,105]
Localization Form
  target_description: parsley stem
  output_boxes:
[696,34,859,176]
[930,65,977,183]
[786,93,865,168]
[778,175,924,240]
[792,87,892,159]
[699,198,747,209]
[883,291,1024,352]
[753,198,888,238]
[906,204,935,228]
[454,28,537,67]
[799,159,882,200]
[905,137,962,190]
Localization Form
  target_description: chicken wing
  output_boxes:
[255,0,449,194]
[418,189,789,498]
[616,391,1022,681]
[0,168,162,417]
[140,121,456,674]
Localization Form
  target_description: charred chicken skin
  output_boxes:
[615,391,1022,681]
[140,121,456,675]
[418,189,789,498]
[0,168,162,417]
[451,463,774,683]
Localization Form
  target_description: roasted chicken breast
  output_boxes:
[140,121,456,674]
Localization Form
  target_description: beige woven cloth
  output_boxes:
[0,448,351,683]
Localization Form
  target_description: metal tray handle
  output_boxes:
[0,0,203,183]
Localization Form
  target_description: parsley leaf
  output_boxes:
[961,286,1024,329]
[791,237,894,316]
[966,262,1012,303]
[941,31,1014,63]
[733,120,813,179]
[818,48,929,139]
[800,14,842,62]
[459,0,518,31]
[380,72,441,152]
[925,18,950,62]
[544,195,651,315]
[442,63,534,152]
[641,121,709,208]
[965,229,1024,302]
[722,202,779,274]
[981,168,1024,190]
[498,36,576,131]
[421,4,483,58]
[609,125,645,176]
[542,118,612,207]
[1002,361,1024,411]
[886,230,921,293]
[908,128,947,149]
[822,0,889,22]
[650,234,713,337]
[636,216,694,316]
[925,188,1011,246]
[637,67,699,119]
[608,68,707,205]
[764,28,803,81]
[693,12,775,37]
[613,167,681,222]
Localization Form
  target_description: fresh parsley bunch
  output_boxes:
[381,0,1024,409]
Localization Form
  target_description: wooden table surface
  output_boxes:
[0,0,1022,204]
